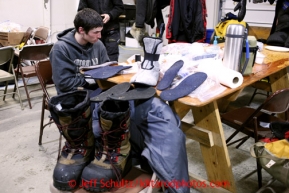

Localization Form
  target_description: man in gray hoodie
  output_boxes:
[49,8,192,193]
[50,8,110,95]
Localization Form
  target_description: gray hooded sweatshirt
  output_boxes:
[49,28,110,94]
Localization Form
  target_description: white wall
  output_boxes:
[0,0,46,30]
[49,0,79,42]
[206,0,221,29]
[222,0,276,27]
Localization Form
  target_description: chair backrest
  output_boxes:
[262,88,289,114]
[19,43,53,61]
[20,27,34,46]
[244,88,289,125]
[0,46,14,67]
[35,60,54,100]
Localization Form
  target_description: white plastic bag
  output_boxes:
[0,20,22,32]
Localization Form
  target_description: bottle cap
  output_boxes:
[135,54,141,62]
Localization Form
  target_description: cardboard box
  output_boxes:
[0,31,25,46]
[125,36,141,48]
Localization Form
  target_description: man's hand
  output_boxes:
[101,14,110,24]
[233,0,247,22]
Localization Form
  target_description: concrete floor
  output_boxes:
[0,45,288,193]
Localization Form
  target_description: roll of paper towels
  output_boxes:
[197,59,243,88]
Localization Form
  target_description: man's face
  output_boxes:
[83,27,103,44]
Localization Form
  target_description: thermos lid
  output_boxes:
[226,24,245,37]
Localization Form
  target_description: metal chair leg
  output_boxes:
[38,94,46,145]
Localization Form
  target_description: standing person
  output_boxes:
[78,0,124,62]
[50,8,109,95]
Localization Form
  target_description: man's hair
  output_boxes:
[74,8,103,34]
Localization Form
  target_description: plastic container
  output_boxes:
[205,36,221,59]
[240,36,258,75]
[255,52,265,64]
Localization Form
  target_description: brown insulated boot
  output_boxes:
[48,90,94,191]
[81,99,131,192]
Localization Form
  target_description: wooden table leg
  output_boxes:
[190,101,236,193]
[217,89,243,113]
[269,68,289,92]
[169,101,191,120]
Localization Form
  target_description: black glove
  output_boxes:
[264,0,276,4]
[233,0,247,22]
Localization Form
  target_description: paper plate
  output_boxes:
[265,46,289,52]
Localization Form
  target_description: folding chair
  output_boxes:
[14,43,53,109]
[15,27,34,50]
[0,46,23,109]
[35,60,56,145]
[221,88,289,188]
[248,77,272,106]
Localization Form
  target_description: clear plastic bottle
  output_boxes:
[205,36,220,60]
[211,36,220,59]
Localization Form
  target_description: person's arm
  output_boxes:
[50,47,88,93]
[108,0,124,20]
[77,0,88,11]
[135,0,147,28]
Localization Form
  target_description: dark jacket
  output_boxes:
[166,0,207,43]
[135,0,170,28]
[78,0,124,33]
[49,28,109,94]
[267,0,289,47]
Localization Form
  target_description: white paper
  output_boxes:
[56,103,62,111]
[266,160,276,168]
[259,121,270,128]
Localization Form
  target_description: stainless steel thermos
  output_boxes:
[223,24,245,72]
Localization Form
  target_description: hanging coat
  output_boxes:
[166,0,207,43]
[135,0,170,28]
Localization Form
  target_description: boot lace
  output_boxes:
[97,113,130,181]
[55,114,93,155]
